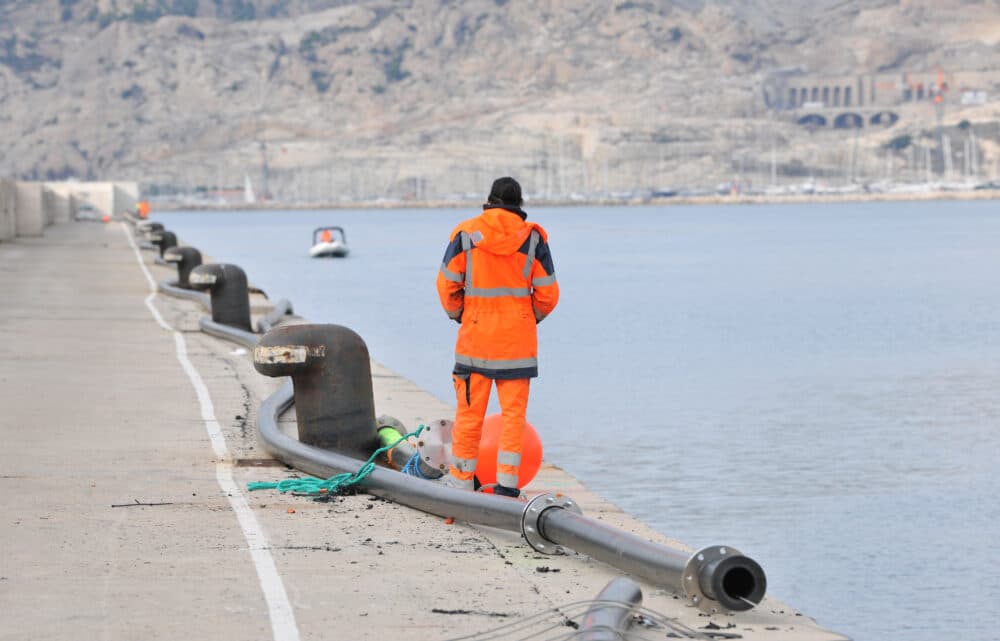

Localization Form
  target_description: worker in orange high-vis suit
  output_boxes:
[435,177,559,498]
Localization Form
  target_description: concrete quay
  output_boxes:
[0,219,849,640]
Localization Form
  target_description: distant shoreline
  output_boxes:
[149,187,1000,212]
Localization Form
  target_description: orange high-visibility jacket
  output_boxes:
[436,206,559,379]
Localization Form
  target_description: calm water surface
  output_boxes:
[158,201,1000,641]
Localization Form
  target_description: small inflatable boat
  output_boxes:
[309,226,349,258]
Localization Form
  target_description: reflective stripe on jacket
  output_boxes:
[436,206,559,379]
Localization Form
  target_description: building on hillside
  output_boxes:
[763,70,998,112]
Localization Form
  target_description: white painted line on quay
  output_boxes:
[121,223,301,641]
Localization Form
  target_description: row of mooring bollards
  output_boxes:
[130,216,767,617]
[133,217,377,455]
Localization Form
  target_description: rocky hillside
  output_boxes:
[2,0,1000,200]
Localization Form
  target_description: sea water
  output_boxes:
[158,200,1000,641]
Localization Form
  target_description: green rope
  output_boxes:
[247,424,426,496]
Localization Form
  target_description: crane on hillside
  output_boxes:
[932,69,952,179]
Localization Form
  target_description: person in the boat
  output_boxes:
[434,177,559,497]
[320,228,333,243]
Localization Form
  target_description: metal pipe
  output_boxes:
[259,379,525,528]
[538,509,765,613]
[158,280,211,309]
[199,317,257,346]
[199,319,545,530]
[256,298,293,333]
[197,316,767,613]
[578,578,643,641]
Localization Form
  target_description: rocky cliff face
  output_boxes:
[2,0,999,200]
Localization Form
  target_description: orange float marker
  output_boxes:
[474,413,543,490]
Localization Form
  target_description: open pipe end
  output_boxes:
[684,546,767,613]
[706,554,766,612]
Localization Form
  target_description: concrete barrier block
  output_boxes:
[44,181,139,219]
[113,183,138,217]
[0,178,15,241]
[42,188,56,227]
[15,181,45,237]
[52,192,71,224]
[45,182,111,217]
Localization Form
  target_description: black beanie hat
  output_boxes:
[487,176,523,207]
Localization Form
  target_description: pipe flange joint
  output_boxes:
[683,545,741,614]
[415,419,452,475]
[521,492,582,555]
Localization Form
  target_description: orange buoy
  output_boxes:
[474,413,543,490]
[101,214,110,223]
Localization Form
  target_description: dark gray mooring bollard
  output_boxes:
[162,246,203,289]
[144,225,166,251]
[253,324,378,458]
[148,228,173,251]
[157,230,177,257]
[188,263,252,332]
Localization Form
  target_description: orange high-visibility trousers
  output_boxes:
[450,372,530,488]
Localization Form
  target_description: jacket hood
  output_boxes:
[457,207,547,256]
[483,203,527,220]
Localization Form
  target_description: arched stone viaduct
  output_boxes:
[765,72,955,111]
[764,70,998,130]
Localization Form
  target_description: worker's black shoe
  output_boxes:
[493,484,520,498]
